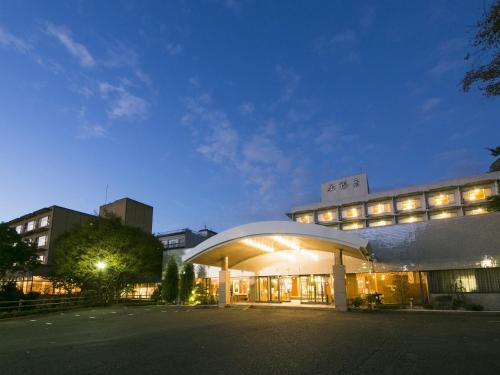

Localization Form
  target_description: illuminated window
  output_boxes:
[398,215,424,224]
[38,255,46,264]
[295,213,314,224]
[429,210,458,220]
[341,221,364,230]
[368,219,392,227]
[427,191,456,208]
[367,201,392,215]
[39,216,49,227]
[396,196,422,211]
[464,206,488,216]
[462,186,492,202]
[317,209,337,223]
[37,235,47,247]
[341,205,363,219]
[26,221,36,231]
[15,225,23,234]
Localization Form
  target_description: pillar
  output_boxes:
[333,250,348,311]
[218,256,230,307]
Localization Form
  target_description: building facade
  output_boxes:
[8,197,154,294]
[183,171,500,310]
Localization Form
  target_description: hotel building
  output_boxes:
[183,171,500,310]
[8,198,153,294]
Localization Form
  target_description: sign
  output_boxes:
[321,173,369,203]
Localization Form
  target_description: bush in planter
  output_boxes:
[351,297,364,308]
[465,303,484,311]
[434,295,453,309]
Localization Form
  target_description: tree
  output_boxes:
[0,223,39,285]
[52,217,163,302]
[488,146,500,172]
[179,263,195,304]
[487,146,500,211]
[462,1,500,96]
[196,264,207,278]
[162,257,179,303]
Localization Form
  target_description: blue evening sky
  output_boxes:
[1,1,499,232]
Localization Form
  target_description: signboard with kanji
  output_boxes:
[321,173,369,203]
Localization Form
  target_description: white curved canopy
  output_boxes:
[183,221,369,269]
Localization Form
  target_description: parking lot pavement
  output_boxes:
[1,305,500,375]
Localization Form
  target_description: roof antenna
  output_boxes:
[105,184,108,205]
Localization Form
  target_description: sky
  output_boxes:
[0,0,499,233]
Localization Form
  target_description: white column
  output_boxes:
[333,250,348,311]
[218,256,230,307]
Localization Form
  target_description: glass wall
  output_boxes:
[462,186,492,203]
[427,191,456,208]
[317,209,337,223]
[367,201,392,216]
[295,213,314,224]
[341,205,363,219]
[346,272,428,305]
[428,268,500,293]
[396,196,422,211]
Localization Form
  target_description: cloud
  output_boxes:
[189,76,200,88]
[276,65,300,102]
[76,107,107,139]
[98,82,149,120]
[239,101,255,115]
[46,23,95,67]
[421,97,442,113]
[0,27,32,54]
[314,29,356,55]
[166,43,183,56]
[315,124,359,153]
[360,6,376,30]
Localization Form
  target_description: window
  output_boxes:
[429,210,458,220]
[368,219,392,227]
[38,255,46,264]
[428,268,500,293]
[341,205,363,219]
[37,235,47,247]
[15,225,23,234]
[398,215,424,224]
[464,206,488,216]
[396,196,422,211]
[367,201,392,216]
[427,191,456,208]
[317,209,337,223]
[341,221,364,230]
[26,221,36,231]
[295,213,314,224]
[38,216,49,227]
[462,186,492,203]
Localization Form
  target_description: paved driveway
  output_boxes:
[1,305,500,374]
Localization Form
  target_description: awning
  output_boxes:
[183,221,370,269]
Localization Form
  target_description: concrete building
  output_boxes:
[8,197,153,294]
[100,198,153,233]
[183,171,500,310]
[158,228,217,270]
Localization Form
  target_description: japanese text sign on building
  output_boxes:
[321,174,369,203]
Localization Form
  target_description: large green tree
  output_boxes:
[53,217,163,301]
[487,146,500,211]
[462,0,500,96]
[162,257,179,303]
[179,262,195,304]
[0,222,39,285]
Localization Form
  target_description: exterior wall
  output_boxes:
[48,206,94,265]
[430,293,500,311]
[289,171,500,231]
[99,198,153,233]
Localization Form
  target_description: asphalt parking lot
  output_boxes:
[1,305,500,375]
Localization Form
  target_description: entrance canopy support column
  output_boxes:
[218,256,230,307]
[333,249,347,311]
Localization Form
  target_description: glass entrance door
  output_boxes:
[299,275,331,304]
[270,276,280,302]
[279,277,292,302]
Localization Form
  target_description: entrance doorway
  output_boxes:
[254,275,332,304]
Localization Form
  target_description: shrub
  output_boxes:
[465,303,484,311]
[434,295,453,309]
[351,297,364,308]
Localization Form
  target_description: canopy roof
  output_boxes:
[183,221,370,269]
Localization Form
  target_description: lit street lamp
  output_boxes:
[96,260,107,270]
